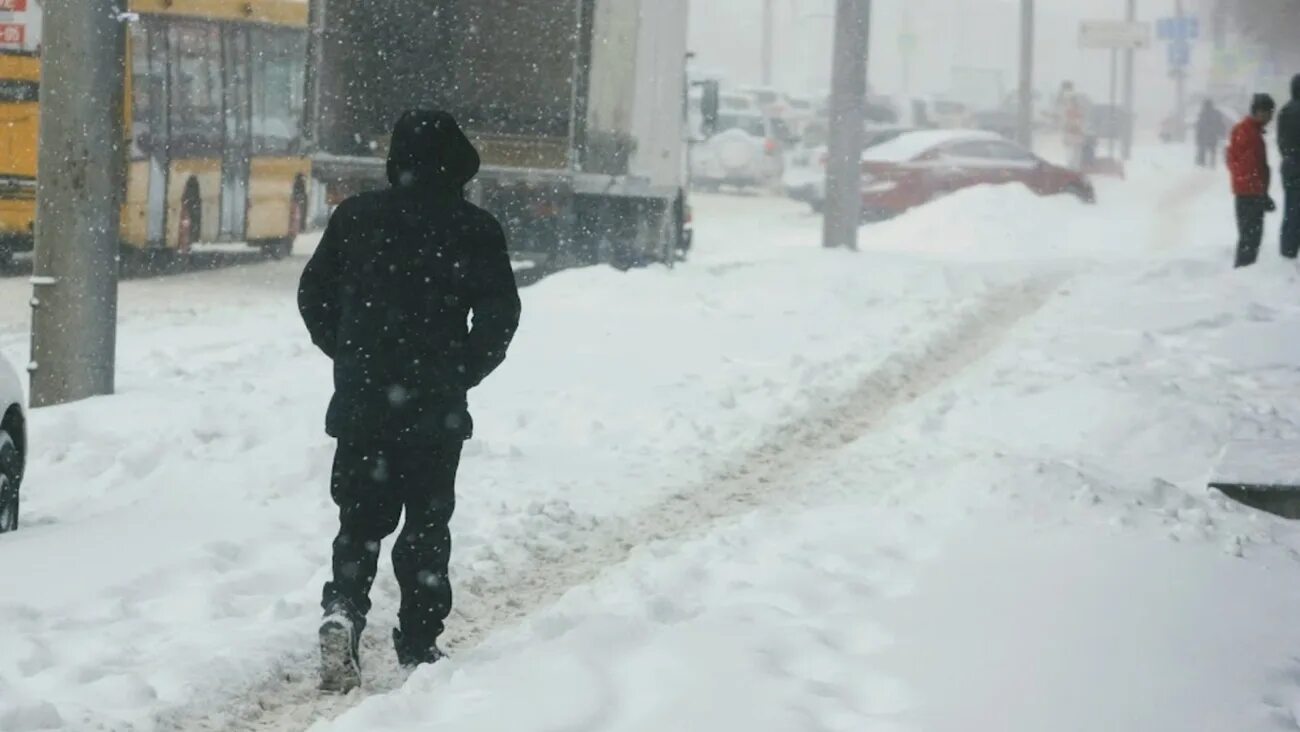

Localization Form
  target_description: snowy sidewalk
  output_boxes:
[7,153,1300,731]
[320,170,1300,731]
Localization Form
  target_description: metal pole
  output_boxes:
[1109,49,1119,158]
[1017,0,1035,148]
[822,0,870,251]
[1173,0,1186,144]
[1122,0,1137,159]
[29,0,126,407]
[761,0,774,86]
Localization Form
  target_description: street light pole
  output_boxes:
[29,0,127,407]
[1122,0,1138,159]
[1173,0,1187,144]
[1017,0,1035,149]
[761,0,774,87]
[822,0,870,251]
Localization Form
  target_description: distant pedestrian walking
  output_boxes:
[299,110,522,693]
[1060,82,1087,171]
[1278,74,1300,259]
[1195,100,1227,169]
[1226,94,1278,268]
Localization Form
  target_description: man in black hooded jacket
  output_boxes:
[1279,74,1300,258]
[299,111,521,692]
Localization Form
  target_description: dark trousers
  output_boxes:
[321,440,463,644]
[1235,196,1269,268]
[1283,185,1300,259]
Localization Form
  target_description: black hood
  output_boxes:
[1292,74,1300,101]
[386,110,481,190]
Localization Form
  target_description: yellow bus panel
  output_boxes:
[122,160,151,247]
[129,0,309,27]
[247,157,308,240]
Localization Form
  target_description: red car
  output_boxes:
[858,130,1095,221]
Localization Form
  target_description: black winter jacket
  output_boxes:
[1279,75,1300,186]
[299,111,521,442]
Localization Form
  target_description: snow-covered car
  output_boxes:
[0,353,25,533]
[857,129,1095,221]
[691,113,785,191]
[782,126,915,212]
[719,92,759,115]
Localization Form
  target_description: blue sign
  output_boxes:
[1157,16,1200,42]
[1168,39,1191,68]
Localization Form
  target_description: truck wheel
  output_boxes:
[0,430,20,533]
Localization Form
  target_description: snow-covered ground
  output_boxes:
[6,146,1300,731]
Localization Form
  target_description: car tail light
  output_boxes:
[765,138,778,155]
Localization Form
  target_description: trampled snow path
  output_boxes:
[167,272,1069,732]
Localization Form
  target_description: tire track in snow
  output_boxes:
[165,271,1069,732]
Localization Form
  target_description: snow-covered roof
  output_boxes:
[862,129,1001,163]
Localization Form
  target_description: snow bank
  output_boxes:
[320,162,1300,730]
[7,151,1300,731]
[0,194,1004,730]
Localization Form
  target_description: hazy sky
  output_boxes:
[688,0,1274,125]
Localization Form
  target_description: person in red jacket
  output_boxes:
[1226,94,1278,267]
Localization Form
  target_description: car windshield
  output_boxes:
[749,90,780,105]
[934,101,966,114]
[717,114,767,137]
[863,128,909,148]
[721,95,752,111]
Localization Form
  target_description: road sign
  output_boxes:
[1079,20,1151,50]
[0,0,27,12]
[1168,40,1191,69]
[0,22,23,48]
[1156,16,1199,42]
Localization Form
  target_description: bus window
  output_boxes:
[169,23,223,155]
[250,28,307,155]
[0,79,37,103]
[129,23,164,159]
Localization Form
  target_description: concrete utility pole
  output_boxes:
[1017,0,1035,149]
[822,0,870,251]
[30,0,127,407]
[1173,0,1187,145]
[1122,0,1137,159]
[761,0,774,87]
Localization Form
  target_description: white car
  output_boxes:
[691,113,785,190]
[0,354,25,533]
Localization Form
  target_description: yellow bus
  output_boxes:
[0,0,311,267]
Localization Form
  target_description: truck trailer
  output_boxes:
[310,0,694,268]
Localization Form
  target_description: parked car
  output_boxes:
[782,125,915,212]
[857,129,1095,221]
[719,92,759,115]
[0,353,25,533]
[691,112,785,190]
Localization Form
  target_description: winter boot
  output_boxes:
[393,628,446,669]
[319,611,362,693]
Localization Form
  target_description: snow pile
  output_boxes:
[7,152,1300,731]
[0,196,1003,730]
[320,165,1300,730]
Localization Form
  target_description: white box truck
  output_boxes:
[310,0,696,268]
